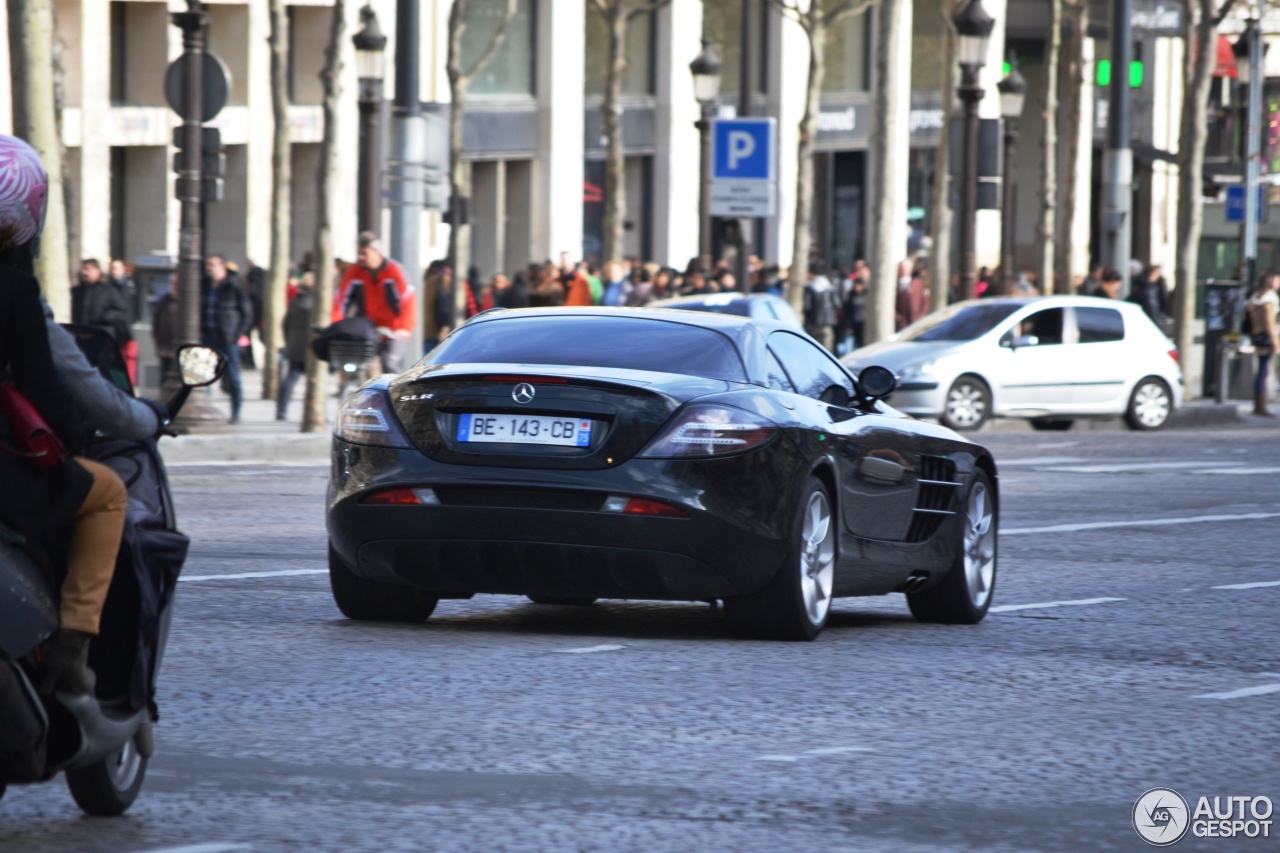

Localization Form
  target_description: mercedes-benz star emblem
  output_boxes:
[512,383,536,404]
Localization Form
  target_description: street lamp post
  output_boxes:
[953,0,995,302]
[353,5,387,236]
[997,64,1026,292]
[1234,20,1264,293]
[690,39,722,271]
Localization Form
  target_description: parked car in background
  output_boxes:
[650,292,803,329]
[841,296,1183,432]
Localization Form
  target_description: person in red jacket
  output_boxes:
[331,231,417,372]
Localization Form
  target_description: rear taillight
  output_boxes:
[639,405,777,459]
[335,389,412,447]
[1168,348,1179,365]
[361,487,440,505]
[601,496,689,518]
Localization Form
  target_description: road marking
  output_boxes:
[804,746,873,755]
[1210,580,1280,590]
[989,597,1126,613]
[1040,461,1242,473]
[996,456,1084,467]
[754,755,799,762]
[557,645,625,654]
[180,569,328,583]
[168,460,325,468]
[1189,467,1280,475]
[1004,512,1280,536]
[1195,684,1280,700]
[139,844,252,853]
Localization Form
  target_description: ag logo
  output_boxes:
[512,383,536,405]
[1134,788,1190,846]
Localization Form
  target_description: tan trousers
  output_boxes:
[61,457,127,635]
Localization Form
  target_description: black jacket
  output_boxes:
[0,261,93,542]
[72,280,133,343]
[1128,276,1169,322]
[282,290,315,364]
[201,273,254,347]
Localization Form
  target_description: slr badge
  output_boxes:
[512,383,536,404]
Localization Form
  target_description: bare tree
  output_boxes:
[1038,0,1061,294]
[7,0,72,318]
[446,0,519,320]
[1055,0,1087,293]
[589,0,672,265]
[1173,0,1236,398]
[769,0,877,316]
[301,0,346,433]
[263,0,291,402]
[928,0,957,311]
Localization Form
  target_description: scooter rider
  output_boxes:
[0,136,128,696]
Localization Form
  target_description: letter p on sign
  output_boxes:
[727,131,756,171]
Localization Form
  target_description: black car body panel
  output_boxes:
[326,308,997,604]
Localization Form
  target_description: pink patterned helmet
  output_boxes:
[0,135,48,253]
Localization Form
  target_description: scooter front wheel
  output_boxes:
[65,738,147,816]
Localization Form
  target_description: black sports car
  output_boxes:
[326,308,999,640]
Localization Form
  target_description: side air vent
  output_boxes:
[904,456,959,543]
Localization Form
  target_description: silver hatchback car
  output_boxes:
[842,297,1183,431]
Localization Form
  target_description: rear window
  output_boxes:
[1076,306,1125,343]
[429,315,747,381]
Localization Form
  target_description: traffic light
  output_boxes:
[172,126,225,203]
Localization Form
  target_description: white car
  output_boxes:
[842,296,1183,431]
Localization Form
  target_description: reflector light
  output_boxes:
[361,488,419,505]
[622,498,688,518]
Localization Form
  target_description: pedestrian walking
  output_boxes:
[331,232,417,374]
[804,264,840,350]
[601,261,631,307]
[1092,268,1123,300]
[151,275,180,384]
[277,278,314,421]
[1246,273,1280,417]
[1128,263,1170,328]
[202,254,254,424]
[895,264,930,331]
[72,258,136,384]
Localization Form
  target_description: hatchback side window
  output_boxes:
[1076,306,1125,343]
[768,332,855,403]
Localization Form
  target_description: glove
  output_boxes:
[141,397,176,438]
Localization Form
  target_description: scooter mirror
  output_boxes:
[177,345,227,388]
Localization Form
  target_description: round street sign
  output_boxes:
[164,53,232,123]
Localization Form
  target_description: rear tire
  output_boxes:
[940,375,991,432]
[908,470,997,624]
[527,596,597,606]
[329,544,438,623]
[1124,377,1172,431]
[725,477,835,641]
[1030,418,1074,431]
[65,739,147,817]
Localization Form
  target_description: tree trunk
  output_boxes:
[929,0,956,311]
[866,0,908,344]
[1056,0,1086,293]
[1173,0,1221,399]
[7,0,71,320]
[788,21,824,315]
[601,2,628,265]
[301,0,345,433]
[1039,0,1061,294]
[263,0,290,403]
[447,1,471,323]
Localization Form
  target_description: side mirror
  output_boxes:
[177,345,227,388]
[858,365,898,401]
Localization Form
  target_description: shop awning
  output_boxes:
[1214,34,1238,78]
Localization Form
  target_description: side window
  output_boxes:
[1014,308,1065,346]
[1076,306,1125,343]
[768,332,855,402]
[765,350,795,392]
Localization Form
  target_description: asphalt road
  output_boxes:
[2,423,1279,852]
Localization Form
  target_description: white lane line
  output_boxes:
[1004,512,1280,536]
[1195,684,1280,700]
[180,569,328,583]
[1211,580,1280,590]
[996,456,1084,467]
[1191,467,1280,476]
[557,644,625,654]
[168,460,325,468]
[1040,461,1242,473]
[754,755,799,762]
[989,597,1126,613]
[804,746,873,755]
[139,844,252,853]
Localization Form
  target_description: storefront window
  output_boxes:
[702,0,768,98]
[823,8,868,93]
[584,8,654,96]
[461,0,537,97]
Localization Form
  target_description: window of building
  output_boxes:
[109,1,169,106]
[461,0,537,97]
[823,6,869,93]
[584,6,655,97]
[701,0,768,98]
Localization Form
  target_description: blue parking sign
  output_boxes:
[713,119,775,181]
[1225,185,1264,223]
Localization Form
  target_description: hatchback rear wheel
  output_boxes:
[1125,377,1172,430]
[329,544,438,622]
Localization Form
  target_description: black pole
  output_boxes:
[736,0,754,289]
[171,2,209,347]
[357,79,383,235]
[1102,0,1132,277]
[698,103,715,267]
[1001,124,1017,292]
[394,0,420,116]
[391,0,424,356]
[958,63,984,301]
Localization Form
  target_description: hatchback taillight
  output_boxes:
[1168,348,1179,365]
[638,405,777,458]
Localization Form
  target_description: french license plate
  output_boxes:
[457,413,593,447]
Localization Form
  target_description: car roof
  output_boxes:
[464,305,793,333]
[650,291,774,307]
[958,295,1143,311]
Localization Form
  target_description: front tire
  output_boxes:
[908,469,997,624]
[65,739,147,816]
[940,375,991,431]
[329,544,438,622]
[725,477,835,641]
[1125,377,1172,431]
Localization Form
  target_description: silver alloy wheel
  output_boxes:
[1132,380,1170,428]
[963,482,996,608]
[799,490,836,626]
[107,739,142,792]
[946,382,987,429]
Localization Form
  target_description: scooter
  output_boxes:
[0,334,225,816]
